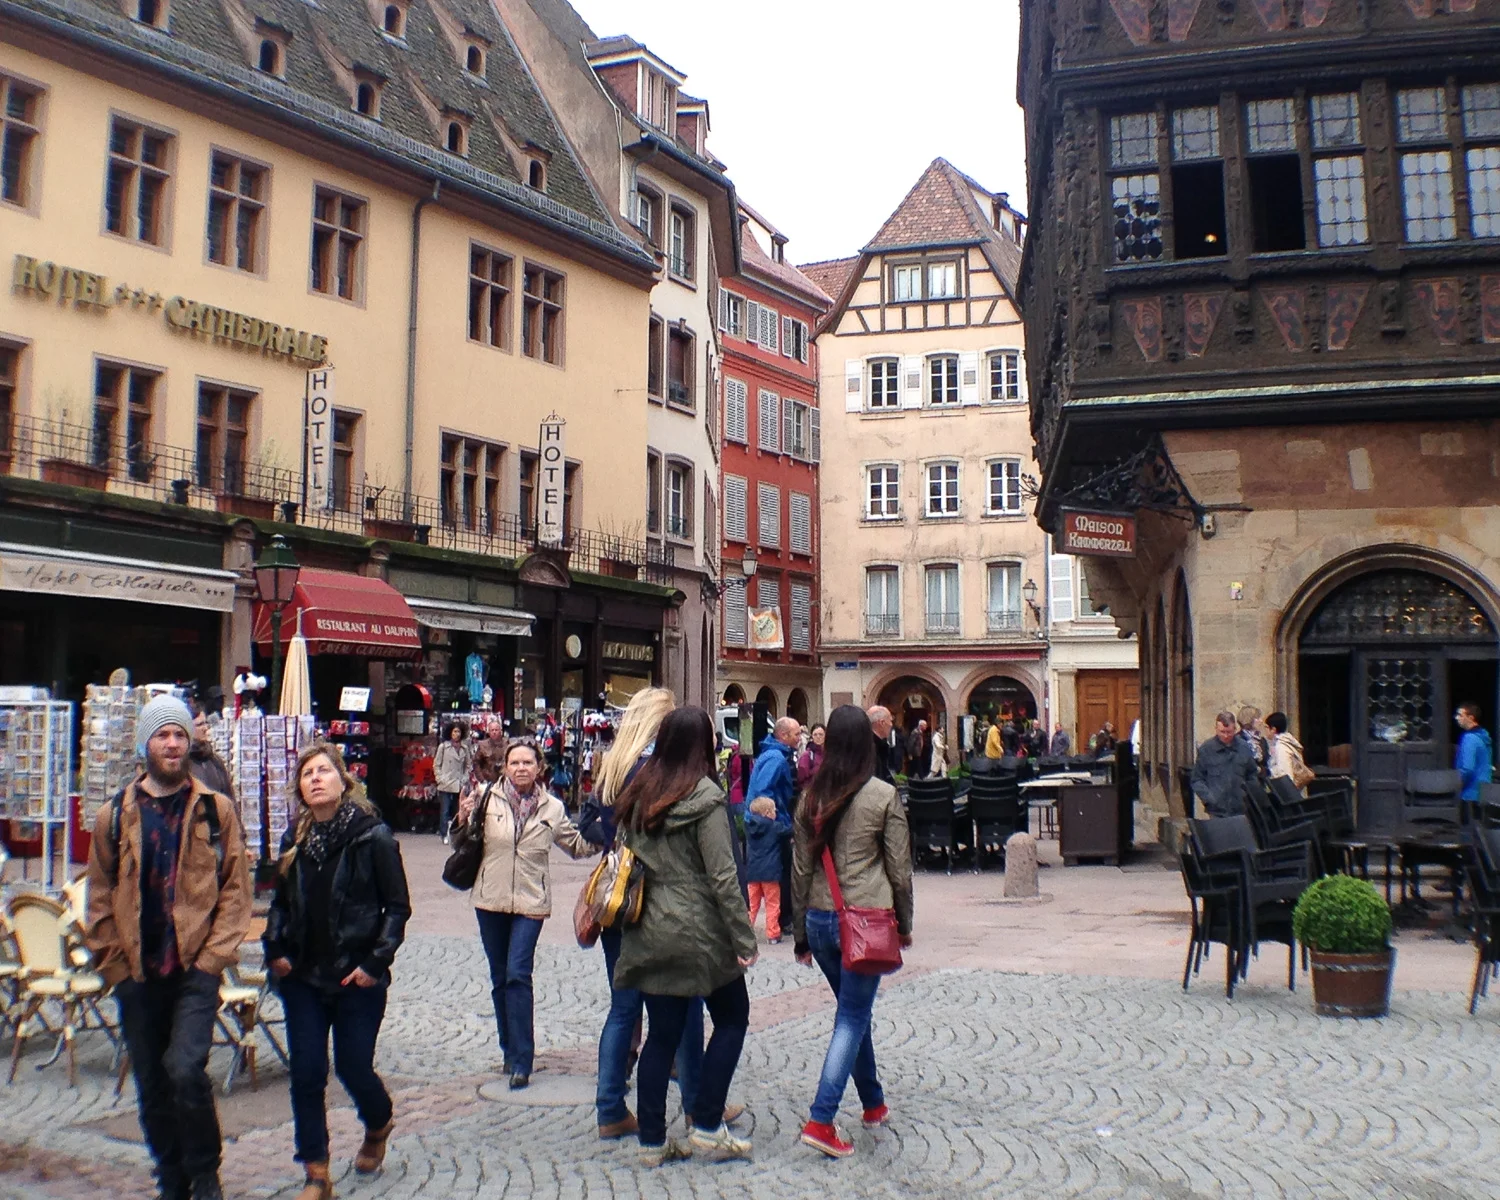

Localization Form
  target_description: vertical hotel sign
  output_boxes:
[305,367,334,512]
[537,413,566,546]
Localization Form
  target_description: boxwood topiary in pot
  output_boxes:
[1292,874,1395,1017]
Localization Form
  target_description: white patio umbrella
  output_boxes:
[278,609,313,717]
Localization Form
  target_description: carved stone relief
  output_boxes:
[1413,278,1461,346]
[1119,296,1165,361]
[1325,283,1370,351]
[1378,279,1404,336]
[1182,292,1225,357]
[1262,287,1308,351]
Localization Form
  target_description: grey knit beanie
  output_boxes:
[136,695,194,757]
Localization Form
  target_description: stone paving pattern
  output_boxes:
[3,836,1496,1199]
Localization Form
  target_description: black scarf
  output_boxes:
[302,797,360,866]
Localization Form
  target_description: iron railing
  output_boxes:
[5,414,674,584]
[866,613,901,637]
[925,612,961,635]
[987,610,1025,633]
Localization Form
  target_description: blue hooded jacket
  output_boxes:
[745,735,796,828]
[743,806,788,883]
[1456,726,1495,802]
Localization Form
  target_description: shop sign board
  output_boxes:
[748,606,785,651]
[339,687,371,712]
[305,368,335,512]
[1058,509,1137,558]
[537,413,566,546]
[0,546,236,612]
[602,640,655,663]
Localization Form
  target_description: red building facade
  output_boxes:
[717,205,830,727]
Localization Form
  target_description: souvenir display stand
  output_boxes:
[0,690,75,894]
[220,711,319,865]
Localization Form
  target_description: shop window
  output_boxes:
[195,382,254,494]
[669,203,695,281]
[866,566,900,636]
[646,314,664,399]
[206,151,267,273]
[331,409,358,510]
[521,262,564,365]
[93,360,159,482]
[105,116,173,246]
[440,432,503,532]
[0,341,20,457]
[468,245,512,349]
[667,325,693,408]
[1,75,42,210]
[310,185,365,301]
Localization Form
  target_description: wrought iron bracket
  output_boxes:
[1031,435,1207,529]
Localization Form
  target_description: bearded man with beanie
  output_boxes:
[85,695,252,1200]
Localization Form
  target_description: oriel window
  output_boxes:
[1396,87,1457,242]
[1169,105,1227,258]
[1310,93,1370,247]
[1109,112,1162,262]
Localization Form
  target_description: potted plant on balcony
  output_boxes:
[1292,874,1395,1018]
[362,481,419,542]
[37,403,109,490]
[596,521,644,579]
[215,441,285,520]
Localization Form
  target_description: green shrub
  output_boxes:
[1292,874,1392,954]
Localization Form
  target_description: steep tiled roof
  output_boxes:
[864,157,1022,297]
[738,226,830,309]
[2,0,640,255]
[797,256,860,304]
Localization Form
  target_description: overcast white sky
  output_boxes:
[567,0,1028,266]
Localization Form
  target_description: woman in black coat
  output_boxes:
[264,743,411,1200]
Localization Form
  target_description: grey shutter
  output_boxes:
[725,378,747,443]
[782,315,794,358]
[783,397,795,458]
[723,577,747,645]
[797,320,809,363]
[790,581,811,652]
[758,483,781,547]
[1050,551,1074,622]
[725,474,748,541]
[844,358,863,413]
[717,289,728,331]
[746,300,761,346]
[758,389,779,452]
[790,491,811,554]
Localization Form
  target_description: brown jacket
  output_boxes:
[792,777,914,943]
[84,776,253,986]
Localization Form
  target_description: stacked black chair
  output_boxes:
[1404,768,1463,826]
[1466,827,1500,1014]
[906,776,958,874]
[1179,841,1246,998]
[1252,776,1330,874]
[1478,782,1500,829]
[968,771,1024,870]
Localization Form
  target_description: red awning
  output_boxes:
[253,569,423,659]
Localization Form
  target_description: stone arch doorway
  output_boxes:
[755,686,777,716]
[965,674,1038,725]
[722,683,745,706]
[1283,556,1498,831]
[787,687,810,726]
[876,675,946,744]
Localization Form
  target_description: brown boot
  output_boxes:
[354,1119,394,1174]
[296,1162,333,1200]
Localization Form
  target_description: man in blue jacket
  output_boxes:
[746,717,800,931]
[1455,701,1495,804]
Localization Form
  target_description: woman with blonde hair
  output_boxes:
[264,743,411,1200]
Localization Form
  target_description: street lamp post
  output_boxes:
[253,534,301,866]
[1023,577,1041,623]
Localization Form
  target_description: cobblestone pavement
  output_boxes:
[3,927,1498,1200]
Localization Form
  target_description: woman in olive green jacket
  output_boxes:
[614,707,758,1167]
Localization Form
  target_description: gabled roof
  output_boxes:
[796,256,860,306]
[737,215,830,309]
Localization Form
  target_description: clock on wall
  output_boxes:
[565,634,583,659]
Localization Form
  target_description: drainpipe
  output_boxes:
[404,179,441,514]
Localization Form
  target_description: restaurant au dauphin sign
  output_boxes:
[12,254,328,365]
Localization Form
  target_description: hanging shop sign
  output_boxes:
[536,413,567,547]
[0,543,237,612]
[1058,509,1137,558]
[305,367,335,512]
[12,254,328,365]
[747,606,785,651]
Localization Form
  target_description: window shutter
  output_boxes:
[798,321,809,364]
[783,397,794,458]
[725,474,748,541]
[758,389,779,452]
[1049,552,1074,623]
[782,315,794,358]
[746,300,761,346]
[959,350,981,406]
[790,581,812,652]
[725,378,747,443]
[763,307,780,354]
[844,359,863,413]
[723,577,747,646]
[758,483,781,547]
[810,407,821,462]
[901,355,924,409]
[789,491,811,554]
[717,289,728,331]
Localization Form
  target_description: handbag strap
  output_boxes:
[821,846,846,913]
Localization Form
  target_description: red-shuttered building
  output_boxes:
[717,204,831,728]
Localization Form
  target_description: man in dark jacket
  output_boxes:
[1048,723,1071,757]
[867,705,896,784]
[746,719,800,828]
[1190,711,1261,817]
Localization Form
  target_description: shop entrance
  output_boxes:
[878,675,947,741]
[1298,569,1498,832]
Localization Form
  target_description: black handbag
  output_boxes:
[441,785,490,891]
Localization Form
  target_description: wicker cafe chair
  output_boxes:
[0,911,23,1036]
[5,894,112,1087]
[216,958,290,1093]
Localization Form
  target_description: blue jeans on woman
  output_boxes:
[638,976,749,1147]
[279,974,393,1164]
[475,909,544,1074]
[596,927,703,1125]
[805,908,885,1124]
[437,791,460,835]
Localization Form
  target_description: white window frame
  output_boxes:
[928,354,960,407]
[925,461,960,518]
[986,458,1023,516]
[868,358,900,410]
[665,460,692,541]
[865,566,900,636]
[986,561,1023,633]
[866,464,900,520]
[988,350,1023,403]
[718,288,746,338]
[924,564,961,635]
[927,260,959,299]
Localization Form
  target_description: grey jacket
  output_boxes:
[1190,735,1261,816]
[615,777,756,998]
[792,777,914,944]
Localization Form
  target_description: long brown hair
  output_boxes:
[278,742,376,874]
[614,706,717,833]
[796,705,876,861]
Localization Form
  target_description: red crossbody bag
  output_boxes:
[821,846,904,976]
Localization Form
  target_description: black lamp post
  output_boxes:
[1023,577,1041,622]
[254,533,301,721]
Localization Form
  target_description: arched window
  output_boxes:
[355,82,377,117]
[527,159,545,191]
[466,45,483,73]
[257,39,281,75]
[446,122,465,154]
[382,4,403,35]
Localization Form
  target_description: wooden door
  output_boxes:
[1356,652,1442,832]
[1076,670,1141,745]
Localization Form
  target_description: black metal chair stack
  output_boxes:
[1478,782,1500,829]
[1403,768,1464,826]
[968,771,1024,870]
[1246,777,1328,875]
[1179,837,1247,998]
[1465,827,1500,1014]
[1401,768,1466,907]
[906,776,959,875]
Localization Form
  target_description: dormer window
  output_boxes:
[257,38,283,76]
[527,158,546,191]
[381,3,405,37]
[465,44,484,75]
[445,119,468,155]
[642,68,676,131]
[132,0,167,28]
[355,79,381,118]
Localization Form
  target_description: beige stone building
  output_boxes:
[802,159,1047,753]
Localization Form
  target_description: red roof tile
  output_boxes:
[797,256,860,305]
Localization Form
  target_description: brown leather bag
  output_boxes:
[822,847,903,976]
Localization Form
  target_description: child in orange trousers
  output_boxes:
[745,795,786,943]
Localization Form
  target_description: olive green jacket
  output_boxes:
[792,777,914,944]
[614,777,757,997]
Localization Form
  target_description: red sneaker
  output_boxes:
[862,1104,890,1128]
[800,1120,854,1158]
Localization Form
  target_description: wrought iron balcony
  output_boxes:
[987,609,1025,633]
[925,611,961,636]
[866,613,901,637]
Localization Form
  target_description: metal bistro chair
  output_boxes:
[1403,768,1463,827]
[968,772,1024,870]
[1179,839,1247,998]
[1465,828,1500,1015]
[1478,782,1500,829]
[906,777,959,875]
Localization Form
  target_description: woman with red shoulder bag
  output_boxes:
[791,704,914,1159]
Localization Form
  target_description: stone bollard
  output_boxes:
[1003,832,1039,899]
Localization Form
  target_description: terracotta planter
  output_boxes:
[1309,947,1394,1018]
[364,517,418,542]
[216,493,277,520]
[40,458,109,490]
[599,556,640,580]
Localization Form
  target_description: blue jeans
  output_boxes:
[638,976,748,1147]
[438,791,460,833]
[475,909,544,1074]
[596,928,703,1125]
[279,974,393,1164]
[805,909,884,1124]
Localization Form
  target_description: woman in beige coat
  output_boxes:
[455,738,593,1089]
